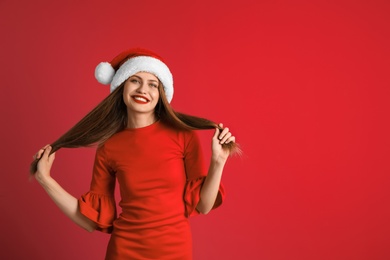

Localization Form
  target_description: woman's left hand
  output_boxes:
[212,123,236,163]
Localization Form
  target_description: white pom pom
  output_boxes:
[95,62,115,85]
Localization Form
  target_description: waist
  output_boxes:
[114,210,187,230]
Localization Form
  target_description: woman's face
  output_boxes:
[123,72,160,115]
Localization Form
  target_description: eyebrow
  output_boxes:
[131,75,159,83]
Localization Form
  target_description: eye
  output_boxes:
[149,83,158,88]
[130,78,140,84]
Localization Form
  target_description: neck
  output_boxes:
[126,111,157,129]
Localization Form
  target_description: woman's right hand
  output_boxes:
[33,145,56,182]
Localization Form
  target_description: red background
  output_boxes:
[1,0,390,259]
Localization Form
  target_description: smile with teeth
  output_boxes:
[132,95,150,104]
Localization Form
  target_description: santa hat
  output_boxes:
[94,48,174,103]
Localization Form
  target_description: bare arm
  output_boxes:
[34,145,96,232]
[196,124,235,214]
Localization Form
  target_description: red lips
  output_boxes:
[131,95,150,104]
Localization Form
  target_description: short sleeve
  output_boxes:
[78,145,117,233]
[183,131,225,217]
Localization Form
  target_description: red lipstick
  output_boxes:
[131,95,150,104]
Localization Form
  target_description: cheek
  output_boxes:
[122,88,129,101]
[123,83,132,94]
[123,84,136,99]
[122,85,132,104]
[152,89,160,100]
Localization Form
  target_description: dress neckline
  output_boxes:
[124,120,161,132]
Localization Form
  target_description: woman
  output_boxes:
[31,48,239,259]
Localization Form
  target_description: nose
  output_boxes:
[136,81,148,94]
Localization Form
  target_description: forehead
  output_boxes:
[133,71,159,81]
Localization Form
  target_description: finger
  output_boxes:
[219,127,229,140]
[36,150,44,159]
[35,144,50,159]
[34,150,43,160]
[225,136,236,144]
[48,151,56,164]
[42,145,52,160]
[220,132,232,144]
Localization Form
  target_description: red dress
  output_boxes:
[78,121,225,259]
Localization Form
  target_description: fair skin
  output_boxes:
[196,122,234,214]
[123,72,160,128]
[34,72,235,231]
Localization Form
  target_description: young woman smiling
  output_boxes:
[31,48,240,260]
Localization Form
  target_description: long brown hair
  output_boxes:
[30,81,241,174]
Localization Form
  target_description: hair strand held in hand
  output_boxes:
[30,83,241,174]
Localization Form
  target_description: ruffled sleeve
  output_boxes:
[78,145,117,233]
[183,131,226,217]
[184,177,225,217]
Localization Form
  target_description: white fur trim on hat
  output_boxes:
[111,56,174,103]
[95,62,115,85]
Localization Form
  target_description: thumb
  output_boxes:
[46,146,56,164]
[43,145,52,159]
[45,145,52,153]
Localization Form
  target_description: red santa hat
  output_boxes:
[95,48,174,103]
